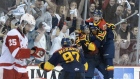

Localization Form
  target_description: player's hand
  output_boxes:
[39,62,45,70]
[107,23,116,30]
[96,30,107,41]
[31,46,46,58]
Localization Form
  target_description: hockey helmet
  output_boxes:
[20,13,35,31]
[61,38,72,47]
[80,25,89,32]
[93,9,102,17]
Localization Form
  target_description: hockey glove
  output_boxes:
[39,62,45,70]
[31,46,46,58]
[107,23,116,30]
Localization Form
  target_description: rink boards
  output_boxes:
[26,66,140,79]
[0,66,140,79]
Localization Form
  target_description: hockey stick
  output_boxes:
[115,10,138,26]
[52,69,61,73]
[27,57,36,65]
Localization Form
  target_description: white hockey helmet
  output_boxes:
[20,13,35,31]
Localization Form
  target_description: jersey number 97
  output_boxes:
[62,51,80,63]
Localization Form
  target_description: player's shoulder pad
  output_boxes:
[86,18,94,22]
[7,29,19,35]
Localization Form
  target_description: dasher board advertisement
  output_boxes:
[25,66,140,79]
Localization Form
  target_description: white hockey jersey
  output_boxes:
[0,29,31,73]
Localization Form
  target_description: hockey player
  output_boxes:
[0,13,46,79]
[86,9,115,79]
[75,25,108,79]
[39,38,88,79]
[100,22,115,79]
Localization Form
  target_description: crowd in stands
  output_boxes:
[0,0,139,66]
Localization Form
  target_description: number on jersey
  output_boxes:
[62,51,80,63]
[9,39,17,46]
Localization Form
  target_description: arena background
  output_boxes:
[0,0,140,79]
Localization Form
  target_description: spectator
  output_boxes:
[113,29,121,65]
[32,0,46,19]
[0,15,7,42]
[90,0,103,10]
[118,0,131,10]
[135,0,139,11]
[48,7,60,29]
[2,18,12,32]
[128,46,137,65]
[0,17,5,55]
[89,3,96,17]
[118,21,130,40]
[129,50,137,65]
[119,54,130,65]
[117,21,131,65]
[51,8,67,40]
[127,26,138,59]
[33,22,50,64]
[32,0,52,30]
[49,17,69,56]
[10,19,19,29]
[131,11,139,27]
[128,0,135,12]
[124,8,133,26]
[103,0,117,23]
[68,0,84,29]
[69,0,85,18]
[0,0,16,13]
[130,26,138,39]
[113,5,124,31]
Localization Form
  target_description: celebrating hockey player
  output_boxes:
[86,9,115,79]
[90,10,115,79]
[39,38,88,79]
[0,13,46,79]
[75,25,109,79]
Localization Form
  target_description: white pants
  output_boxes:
[0,68,4,79]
